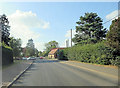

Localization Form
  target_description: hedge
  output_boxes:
[1,43,13,66]
[57,49,68,60]
[61,41,120,66]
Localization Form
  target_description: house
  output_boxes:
[48,48,65,58]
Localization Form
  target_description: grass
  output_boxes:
[69,60,118,69]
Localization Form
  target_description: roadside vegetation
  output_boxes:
[58,13,120,66]
[0,14,13,65]
[1,43,13,65]
[1,12,119,66]
[39,41,59,57]
[0,14,39,66]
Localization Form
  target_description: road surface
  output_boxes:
[12,59,118,86]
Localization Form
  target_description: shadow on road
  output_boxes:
[33,59,67,64]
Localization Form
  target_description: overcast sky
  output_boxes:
[0,1,118,51]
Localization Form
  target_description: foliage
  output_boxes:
[44,40,59,56]
[61,41,119,66]
[38,51,43,56]
[24,39,38,57]
[1,42,12,50]
[26,39,34,48]
[25,47,35,57]
[42,50,50,57]
[106,17,120,55]
[110,56,120,66]
[34,48,39,57]
[58,13,120,66]
[57,49,68,60]
[72,12,107,45]
[9,37,22,58]
[2,44,13,65]
[45,41,59,51]
[0,14,10,45]
[24,47,38,57]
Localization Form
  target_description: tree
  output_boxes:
[9,37,22,59]
[0,14,10,45]
[106,17,120,55]
[25,47,35,57]
[41,51,49,57]
[24,39,36,57]
[44,40,59,56]
[45,40,58,51]
[35,48,39,57]
[38,51,43,56]
[72,12,107,45]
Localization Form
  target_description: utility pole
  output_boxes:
[71,29,72,47]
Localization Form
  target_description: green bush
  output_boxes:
[61,41,119,66]
[110,56,120,66]
[57,50,68,60]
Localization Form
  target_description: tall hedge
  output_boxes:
[62,41,120,66]
[2,44,13,66]
[57,49,68,60]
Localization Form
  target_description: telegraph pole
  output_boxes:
[71,29,72,47]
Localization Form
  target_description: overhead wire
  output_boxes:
[103,14,120,25]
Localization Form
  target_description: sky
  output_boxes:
[0,2,119,51]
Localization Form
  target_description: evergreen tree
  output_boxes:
[0,14,10,45]
[72,12,106,45]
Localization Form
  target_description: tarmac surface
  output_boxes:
[12,59,118,86]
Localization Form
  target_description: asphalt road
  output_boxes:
[12,59,118,86]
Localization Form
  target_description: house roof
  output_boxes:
[48,48,58,55]
[48,47,66,55]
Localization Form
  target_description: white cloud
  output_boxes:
[8,10,50,50]
[8,10,49,29]
[35,42,45,51]
[106,10,120,21]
